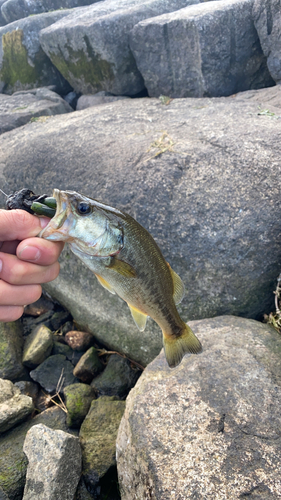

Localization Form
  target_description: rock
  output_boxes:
[130,0,274,98]
[30,354,79,393]
[253,0,281,84]
[22,309,54,337]
[1,95,281,366]
[91,354,140,399]
[0,321,26,381]
[79,396,125,490]
[117,315,281,499]
[1,0,101,24]
[0,11,74,95]
[50,309,72,331]
[0,88,73,134]
[0,406,77,500]
[63,90,80,109]
[73,347,103,383]
[39,0,200,96]
[24,295,55,317]
[65,330,95,351]
[22,324,53,368]
[0,486,9,500]
[23,424,82,500]
[0,0,8,26]
[52,340,74,358]
[76,92,130,110]
[0,379,34,434]
[64,383,96,428]
[14,381,39,404]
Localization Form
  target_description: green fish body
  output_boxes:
[40,189,202,367]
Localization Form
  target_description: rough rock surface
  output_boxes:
[79,396,125,489]
[30,354,79,392]
[39,0,200,96]
[0,379,34,434]
[91,354,140,398]
[1,92,281,366]
[22,324,53,368]
[117,315,281,499]
[0,406,76,500]
[1,0,100,24]
[73,346,103,383]
[64,383,96,428]
[0,321,26,380]
[76,91,130,110]
[65,330,94,351]
[23,424,82,500]
[130,0,274,98]
[0,10,74,94]
[253,0,281,84]
[0,88,73,134]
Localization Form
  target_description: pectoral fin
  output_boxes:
[167,262,185,305]
[95,274,116,295]
[128,304,148,331]
[107,257,136,278]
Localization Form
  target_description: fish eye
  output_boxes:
[76,201,91,215]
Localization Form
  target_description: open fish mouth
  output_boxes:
[39,189,72,242]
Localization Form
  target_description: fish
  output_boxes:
[40,189,202,368]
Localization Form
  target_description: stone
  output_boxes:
[24,295,55,317]
[23,424,82,500]
[52,340,74,360]
[91,354,140,398]
[65,330,95,351]
[2,95,281,366]
[39,0,200,96]
[0,379,34,434]
[0,88,72,135]
[30,354,79,393]
[22,309,54,337]
[63,383,96,427]
[130,0,274,98]
[50,309,73,331]
[22,324,53,368]
[73,347,103,383]
[14,381,39,404]
[0,0,8,26]
[0,10,74,95]
[1,0,101,24]
[117,316,281,499]
[253,0,281,83]
[79,396,125,490]
[0,406,77,500]
[76,92,130,110]
[0,320,26,381]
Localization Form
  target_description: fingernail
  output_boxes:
[19,246,41,262]
[40,217,50,229]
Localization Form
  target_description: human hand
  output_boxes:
[0,209,64,322]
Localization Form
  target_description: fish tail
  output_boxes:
[163,324,202,368]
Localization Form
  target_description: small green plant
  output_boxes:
[264,274,281,332]
[257,106,276,117]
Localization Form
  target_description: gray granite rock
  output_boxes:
[73,347,103,383]
[91,354,140,398]
[1,95,281,366]
[0,321,26,381]
[0,10,74,94]
[253,0,281,83]
[64,383,96,428]
[79,396,125,490]
[0,406,77,500]
[30,354,79,393]
[39,0,200,96]
[130,0,274,98]
[76,92,130,110]
[0,379,34,434]
[117,316,281,499]
[22,324,53,368]
[23,424,82,500]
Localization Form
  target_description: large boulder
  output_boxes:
[39,0,201,96]
[0,11,75,94]
[117,315,281,499]
[130,0,274,98]
[253,0,281,84]
[0,90,281,366]
[1,0,101,24]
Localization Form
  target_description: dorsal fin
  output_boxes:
[167,262,185,305]
[127,303,148,331]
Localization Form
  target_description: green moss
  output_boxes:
[1,29,48,91]
[49,36,115,91]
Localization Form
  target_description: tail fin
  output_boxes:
[163,324,202,368]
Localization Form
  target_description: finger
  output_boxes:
[0,253,60,285]
[0,209,49,241]
[17,238,64,266]
[0,305,25,322]
[0,240,20,255]
[0,281,42,306]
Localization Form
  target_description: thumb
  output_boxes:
[0,209,50,241]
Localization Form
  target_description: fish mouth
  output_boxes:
[39,189,71,241]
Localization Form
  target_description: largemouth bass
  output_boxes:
[40,189,202,367]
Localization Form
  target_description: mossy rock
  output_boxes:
[64,383,96,428]
[0,321,26,381]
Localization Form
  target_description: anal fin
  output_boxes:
[167,262,185,305]
[95,274,116,295]
[128,304,148,331]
